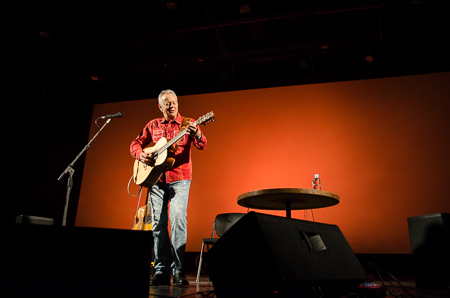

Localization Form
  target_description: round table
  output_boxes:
[237,188,339,218]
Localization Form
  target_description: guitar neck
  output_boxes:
[158,120,197,154]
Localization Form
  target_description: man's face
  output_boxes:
[159,93,178,121]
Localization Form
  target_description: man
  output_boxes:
[130,89,207,286]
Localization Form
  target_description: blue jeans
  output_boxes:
[150,180,191,276]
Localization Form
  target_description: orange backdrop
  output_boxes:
[76,72,450,253]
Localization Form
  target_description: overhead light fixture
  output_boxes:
[39,31,51,38]
[365,54,374,63]
[239,5,251,14]
[166,2,178,10]
[299,58,309,69]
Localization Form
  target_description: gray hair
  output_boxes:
[158,89,177,105]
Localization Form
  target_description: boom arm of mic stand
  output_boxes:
[57,118,112,226]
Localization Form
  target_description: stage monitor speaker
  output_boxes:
[2,224,153,297]
[208,212,366,298]
[407,213,450,289]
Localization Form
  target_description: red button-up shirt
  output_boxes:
[130,113,207,183]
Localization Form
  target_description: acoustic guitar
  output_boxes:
[133,111,214,188]
[132,193,152,231]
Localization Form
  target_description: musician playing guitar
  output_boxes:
[130,89,207,287]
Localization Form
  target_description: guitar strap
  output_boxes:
[181,117,191,130]
[165,117,192,153]
[177,117,191,145]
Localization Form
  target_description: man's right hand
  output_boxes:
[139,151,156,165]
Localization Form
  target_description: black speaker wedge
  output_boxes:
[208,212,366,298]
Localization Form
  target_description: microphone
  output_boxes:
[100,112,123,119]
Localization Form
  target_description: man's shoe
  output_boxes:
[173,273,189,286]
[150,274,170,286]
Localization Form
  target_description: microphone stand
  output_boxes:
[57,118,112,226]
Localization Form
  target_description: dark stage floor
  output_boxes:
[149,272,450,298]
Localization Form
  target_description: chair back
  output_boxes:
[214,213,246,237]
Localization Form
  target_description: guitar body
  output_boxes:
[132,205,152,231]
[133,137,176,188]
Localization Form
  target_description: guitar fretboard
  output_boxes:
[153,111,213,157]
[157,120,197,154]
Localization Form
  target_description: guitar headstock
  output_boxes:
[196,111,215,126]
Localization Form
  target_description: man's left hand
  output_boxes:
[186,123,201,139]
